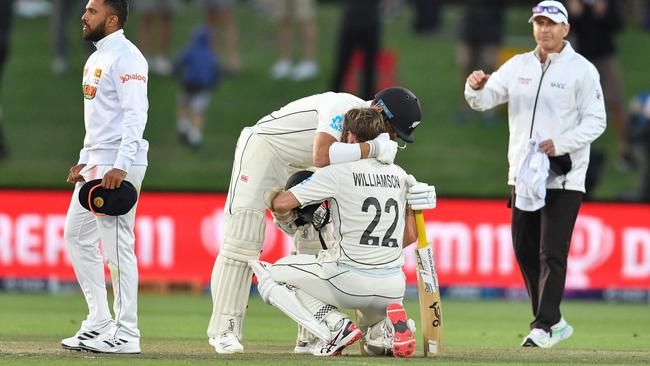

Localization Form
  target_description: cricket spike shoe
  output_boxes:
[209,331,244,354]
[79,331,141,354]
[61,323,113,351]
[386,303,416,358]
[312,318,362,356]
[61,329,104,351]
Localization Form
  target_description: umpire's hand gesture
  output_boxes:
[467,70,490,90]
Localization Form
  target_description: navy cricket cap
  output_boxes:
[78,179,138,216]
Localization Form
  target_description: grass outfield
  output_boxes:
[0,4,646,198]
[0,293,648,365]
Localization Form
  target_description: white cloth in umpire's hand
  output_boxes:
[368,133,398,164]
[264,187,300,235]
[406,174,436,210]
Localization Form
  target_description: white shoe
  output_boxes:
[186,128,203,149]
[61,326,110,351]
[312,318,362,356]
[549,318,573,347]
[291,60,319,81]
[209,332,244,354]
[177,118,191,137]
[294,339,318,354]
[271,59,292,79]
[79,330,140,354]
[521,328,552,348]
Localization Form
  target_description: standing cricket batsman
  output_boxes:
[60,0,148,354]
[250,107,436,357]
[208,87,422,353]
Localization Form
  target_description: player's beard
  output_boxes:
[83,20,107,43]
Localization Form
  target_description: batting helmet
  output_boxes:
[374,86,422,143]
[285,170,330,230]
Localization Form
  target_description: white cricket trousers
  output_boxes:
[271,249,406,326]
[64,164,146,340]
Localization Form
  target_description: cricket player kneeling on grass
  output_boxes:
[250,108,435,358]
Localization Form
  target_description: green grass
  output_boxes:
[0,292,649,365]
[0,4,647,199]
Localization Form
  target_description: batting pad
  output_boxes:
[221,209,266,260]
[207,256,254,339]
[296,325,316,345]
[363,319,390,356]
[207,209,266,339]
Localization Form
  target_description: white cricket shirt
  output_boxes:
[253,92,371,167]
[290,158,408,269]
[80,30,149,172]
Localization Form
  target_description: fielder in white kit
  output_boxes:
[208,87,422,353]
[250,107,437,357]
[60,0,148,354]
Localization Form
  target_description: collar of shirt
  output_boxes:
[94,29,125,51]
[533,40,575,65]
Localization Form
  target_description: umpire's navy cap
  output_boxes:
[78,179,138,216]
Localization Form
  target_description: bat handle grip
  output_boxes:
[414,210,428,249]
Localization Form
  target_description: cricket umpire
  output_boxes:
[464,0,606,348]
[208,87,422,353]
[61,0,148,354]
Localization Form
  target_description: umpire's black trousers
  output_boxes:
[511,188,583,332]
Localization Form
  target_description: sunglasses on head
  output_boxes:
[532,5,567,18]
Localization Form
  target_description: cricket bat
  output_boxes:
[414,210,442,356]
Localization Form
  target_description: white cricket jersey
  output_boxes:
[253,92,371,167]
[80,30,149,173]
[290,158,408,269]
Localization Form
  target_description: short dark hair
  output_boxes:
[104,0,128,28]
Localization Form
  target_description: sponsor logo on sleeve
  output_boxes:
[330,115,343,132]
[82,84,97,100]
[93,68,103,84]
[119,73,147,84]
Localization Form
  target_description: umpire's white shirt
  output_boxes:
[464,41,606,192]
[253,92,371,167]
[290,158,408,269]
[80,29,149,172]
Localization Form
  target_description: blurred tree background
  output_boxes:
[0,0,648,200]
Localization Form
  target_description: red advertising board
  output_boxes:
[1,190,649,289]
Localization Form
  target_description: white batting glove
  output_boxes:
[406,174,437,210]
[368,133,398,165]
[264,187,300,235]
